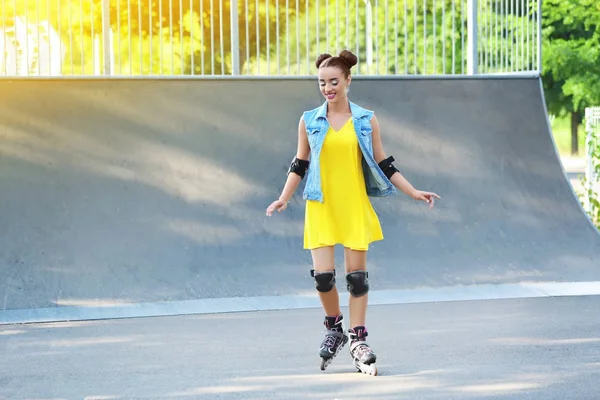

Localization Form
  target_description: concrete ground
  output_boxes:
[1,295,599,400]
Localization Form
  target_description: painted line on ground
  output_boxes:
[1,281,600,325]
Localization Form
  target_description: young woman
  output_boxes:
[266,49,440,375]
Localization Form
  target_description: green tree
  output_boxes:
[3,0,308,76]
[374,0,467,75]
[102,0,308,75]
[1,0,95,75]
[541,0,600,155]
[278,0,536,77]
[280,0,468,76]
[579,112,600,228]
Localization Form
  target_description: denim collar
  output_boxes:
[314,100,369,120]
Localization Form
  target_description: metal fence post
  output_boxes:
[230,0,240,75]
[101,0,111,75]
[537,0,542,73]
[584,107,598,214]
[365,0,373,72]
[467,0,478,75]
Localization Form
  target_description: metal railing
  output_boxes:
[584,107,600,217]
[1,0,542,77]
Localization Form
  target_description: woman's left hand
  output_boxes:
[412,190,441,210]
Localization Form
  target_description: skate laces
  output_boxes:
[322,333,337,348]
[353,341,371,358]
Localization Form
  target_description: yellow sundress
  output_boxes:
[303,118,384,251]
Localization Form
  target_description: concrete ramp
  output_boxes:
[1,77,599,322]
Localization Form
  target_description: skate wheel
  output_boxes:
[370,365,378,376]
[321,356,335,371]
[356,362,378,376]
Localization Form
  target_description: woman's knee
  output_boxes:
[343,248,369,296]
[310,246,336,292]
[345,270,369,297]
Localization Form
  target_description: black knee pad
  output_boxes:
[311,269,336,292]
[346,271,369,297]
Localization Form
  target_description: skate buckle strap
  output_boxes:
[325,329,345,338]
[352,326,368,340]
[324,314,343,329]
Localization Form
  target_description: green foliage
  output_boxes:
[578,114,600,228]
[5,0,306,75]
[550,115,586,155]
[276,0,533,76]
[4,0,541,77]
[541,0,600,117]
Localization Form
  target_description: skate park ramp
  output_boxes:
[1,76,600,324]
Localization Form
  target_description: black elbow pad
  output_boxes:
[288,157,309,179]
[378,156,399,179]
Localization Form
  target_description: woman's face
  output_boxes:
[318,66,351,104]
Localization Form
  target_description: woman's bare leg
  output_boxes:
[343,247,369,328]
[344,247,377,372]
[311,246,349,370]
[310,246,340,316]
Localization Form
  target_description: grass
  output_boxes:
[549,115,587,157]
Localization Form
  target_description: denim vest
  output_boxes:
[302,100,398,202]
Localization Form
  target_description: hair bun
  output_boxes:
[338,50,358,68]
[315,53,333,69]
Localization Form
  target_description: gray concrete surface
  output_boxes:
[2,280,600,325]
[1,77,599,320]
[0,295,598,399]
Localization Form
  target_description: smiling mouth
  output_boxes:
[325,93,336,99]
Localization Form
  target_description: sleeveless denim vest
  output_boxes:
[302,100,398,202]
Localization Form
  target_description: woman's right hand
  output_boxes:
[266,199,288,216]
